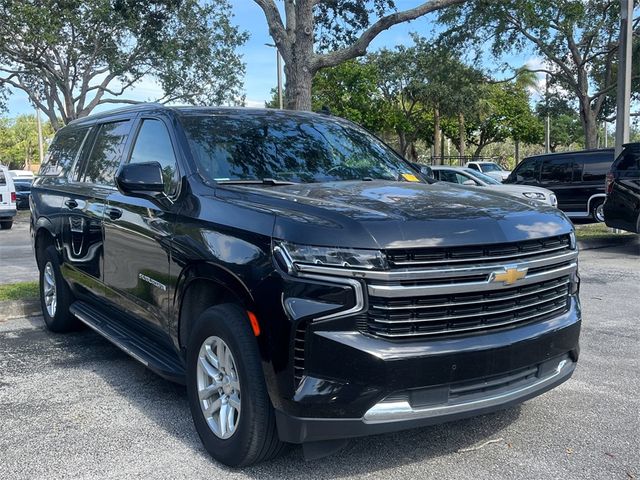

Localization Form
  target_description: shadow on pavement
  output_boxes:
[26,324,521,477]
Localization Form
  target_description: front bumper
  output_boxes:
[275,297,580,444]
[277,355,575,443]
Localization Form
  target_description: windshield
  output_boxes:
[465,169,502,185]
[479,162,503,173]
[180,112,421,184]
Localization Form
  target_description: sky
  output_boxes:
[5,1,536,117]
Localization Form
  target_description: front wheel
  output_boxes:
[186,304,286,467]
[39,245,79,332]
[592,201,605,223]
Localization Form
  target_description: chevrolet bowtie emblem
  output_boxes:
[492,267,528,285]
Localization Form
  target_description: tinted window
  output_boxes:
[513,158,541,182]
[0,170,5,186]
[129,119,179,195]
[541,157,575,183]
[467,164,480,171]
[615,146,640,172]
[582,153,613,181]
[81,121,131,185]
[439,170,477,185]
[180,113,419,184]
[14,182,30,192]
[40,127,90,176]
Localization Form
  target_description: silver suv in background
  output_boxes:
[432,166,558,207]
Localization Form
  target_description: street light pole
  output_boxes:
[545,73,550,153]
[265,43,283,110]
[615,0,633,158]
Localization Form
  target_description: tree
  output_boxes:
[466,82,542,158]
[0,0,247,130]
[0,115,54,169]
[536,96,584,151]
[254,0,468,111]
[438,0,640,149]
[311,59,389,133]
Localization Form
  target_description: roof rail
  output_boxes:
[66,102,166,126]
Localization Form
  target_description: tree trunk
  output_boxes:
[397,130,408,157]
[579,98,598,149]
[433,105,441,165]
[458,112,465,164]
[284,63,313,110]
[515,139,520,165]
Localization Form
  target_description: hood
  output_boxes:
[215,180,572,250]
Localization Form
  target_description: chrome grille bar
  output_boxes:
[369,304,568,338]
[369,291,568,324]
[369,279,570,310]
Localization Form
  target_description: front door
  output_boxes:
[103,117,182,333]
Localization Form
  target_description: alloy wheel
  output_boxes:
[43,262,57,317]
[196,336,241,439]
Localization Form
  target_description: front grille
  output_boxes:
[360,234,577,340]
[386,235,571,268]
[367,276,570,338]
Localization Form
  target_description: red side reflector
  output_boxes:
[605,172,614,195]
[247,311,260,336]
[11,192,16,203]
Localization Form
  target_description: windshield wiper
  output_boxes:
[216,178,297,186]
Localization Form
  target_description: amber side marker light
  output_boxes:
[247,311,261,336]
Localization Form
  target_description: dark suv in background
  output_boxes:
[505,148,614,222]
[31,105,581,466]
[604,143,640,233]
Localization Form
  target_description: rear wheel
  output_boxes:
[591,200,605,223]
[39,245,79,332]
[0,220,13,230]
[186,304,286,467]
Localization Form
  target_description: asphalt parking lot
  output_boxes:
[0,211,38,284]
[0,216,638,479]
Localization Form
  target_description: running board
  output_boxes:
[70,301,186,384]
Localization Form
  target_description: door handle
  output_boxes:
[106,207,123,220]
[65,199,78,209]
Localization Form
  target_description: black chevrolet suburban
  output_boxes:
[31,105,581,467]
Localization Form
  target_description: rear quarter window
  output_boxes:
[581,152,614,182]
[40,127,90,177]
[615,146,640,172]
[0,169,5,186]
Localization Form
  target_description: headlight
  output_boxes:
[550,194,558,207]
[523,192,545,200]
[275,241,387,270]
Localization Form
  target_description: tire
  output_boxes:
[591,200,605,223]
[39,245,79,332]
[186,304,286,467]
[0,220,13,230]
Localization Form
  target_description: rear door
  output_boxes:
[103,117,182,334]
[58,119,133,299]
[606,147,640,229]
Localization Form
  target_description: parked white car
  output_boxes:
[465,161,511,182]
[432,166,558,207]
[0,164,17,229]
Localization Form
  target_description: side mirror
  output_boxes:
[462,179,477,186]
[115,162,165,197]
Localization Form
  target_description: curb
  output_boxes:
[0,299,41,321]
[577,234,638,251]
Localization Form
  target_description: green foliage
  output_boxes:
[0,281,39,301]
[311,59,388,133]
[0,0,247,129]
[0,115,54,169]
[437,0,640,148]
